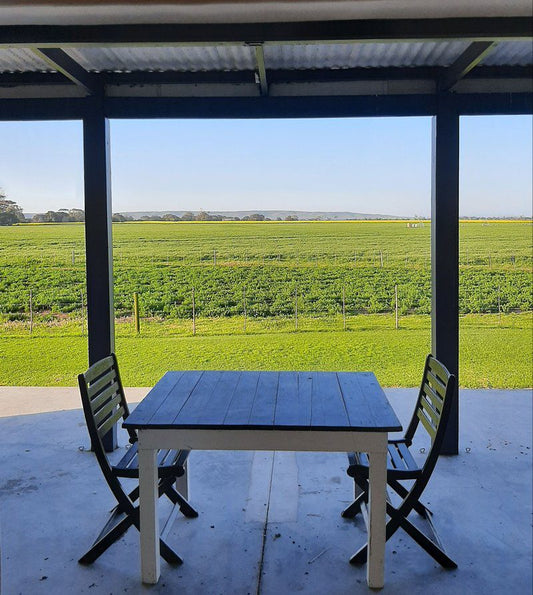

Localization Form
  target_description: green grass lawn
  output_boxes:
[1,313,530,388]
[1,221,530,388]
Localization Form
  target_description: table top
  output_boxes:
[124,371,401,433]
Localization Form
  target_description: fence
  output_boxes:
[1,276,528,337]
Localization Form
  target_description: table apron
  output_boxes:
[137,428,388,453]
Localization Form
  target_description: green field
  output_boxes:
[0,220,531,387]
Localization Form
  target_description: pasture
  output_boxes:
[0,220,531,387]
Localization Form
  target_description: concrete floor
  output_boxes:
[0,387,531,595]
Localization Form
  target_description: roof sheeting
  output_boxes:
[2,40,531,74]
[481,40,533,66]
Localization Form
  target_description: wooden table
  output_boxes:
[124,370,401,589]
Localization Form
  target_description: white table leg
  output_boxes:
[367,436,388,589]
[138,435,160,584]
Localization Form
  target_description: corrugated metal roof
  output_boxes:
[0,39,531,74]
[65,46,255,72]
[0,48,54,72]
[264,41,471,69]
[482,40,533,66]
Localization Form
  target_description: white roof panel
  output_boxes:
[0,48,54,72]
[481,41,533,66]
[65,46,256,72]
[264,41,471,70]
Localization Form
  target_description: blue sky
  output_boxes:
[0,115,531,217]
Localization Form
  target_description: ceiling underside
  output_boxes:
[0,12,531,103]
[2,1,532,25]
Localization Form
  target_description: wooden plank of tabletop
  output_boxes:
[222,371,261,426]
[310,372,350,429]
[273,371,313,428]
[248,371,280,427]
[351,372,401,430]
[175,371,240,426]
[173,371,222,425]
[125,371,184,426]
[147,370,203,426]
[336,372,378,429]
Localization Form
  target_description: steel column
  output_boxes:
[83,97,116,451]
[431,96,459,455]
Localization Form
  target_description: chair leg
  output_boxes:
[342,476,369,518]
[396,514,457,569]
[350,501,456,569]
[159,538,183,565]
[388,479,432,519]
[341,491,366,518]
[128,507,184,565]
[350,501,404,564]
[78,513,133,564]
[161,478,199,518]
[128,479,198,518]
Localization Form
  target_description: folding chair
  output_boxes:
[78,353,198,565]
[342,354,457,569]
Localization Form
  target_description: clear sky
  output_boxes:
[0,115,531,217]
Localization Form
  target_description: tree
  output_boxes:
[0,191,25,225]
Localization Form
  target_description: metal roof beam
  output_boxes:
[0,92,531,122]
[31,47,100,94]
[1,17,531,47]
[3,65,531,89]
[254,45,268,96]
[439,41,498,91]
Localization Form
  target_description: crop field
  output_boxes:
[0,220,531,387]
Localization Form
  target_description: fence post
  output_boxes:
[380,250,384,267]
[213,249,216,265]
[192,287,196,335]
[81,289,85,336]
[497,284,501,324]
[294,287,298,330]
[72,249,75,265]
[243,286,247,332]
[29,288,33,335]
[395,284,399,329]
[342,286,346,331]
[133,292,140,334]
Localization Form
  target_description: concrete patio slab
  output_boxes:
[0,387,531,594]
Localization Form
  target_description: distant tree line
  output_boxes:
[0,193,301,225]
[0,191,25,225]
[112,211,299,222]
[31,208,85,223]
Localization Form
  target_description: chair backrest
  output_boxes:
[404,354,456,452]
[78,353,137,455]
[78,353,137,512]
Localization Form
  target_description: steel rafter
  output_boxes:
[439,41,498,91]
[31,47,100,94]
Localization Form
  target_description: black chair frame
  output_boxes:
[78,353,198,565]
[342,354,457,569]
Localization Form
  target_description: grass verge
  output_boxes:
[0,313,530,388]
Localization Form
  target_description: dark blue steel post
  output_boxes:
[83,97,117,451]
[431,95,459,455]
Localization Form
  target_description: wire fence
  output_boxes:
[1,277,528,337]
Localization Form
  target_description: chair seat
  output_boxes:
[347,440,422,480]
[113,443,188,479]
